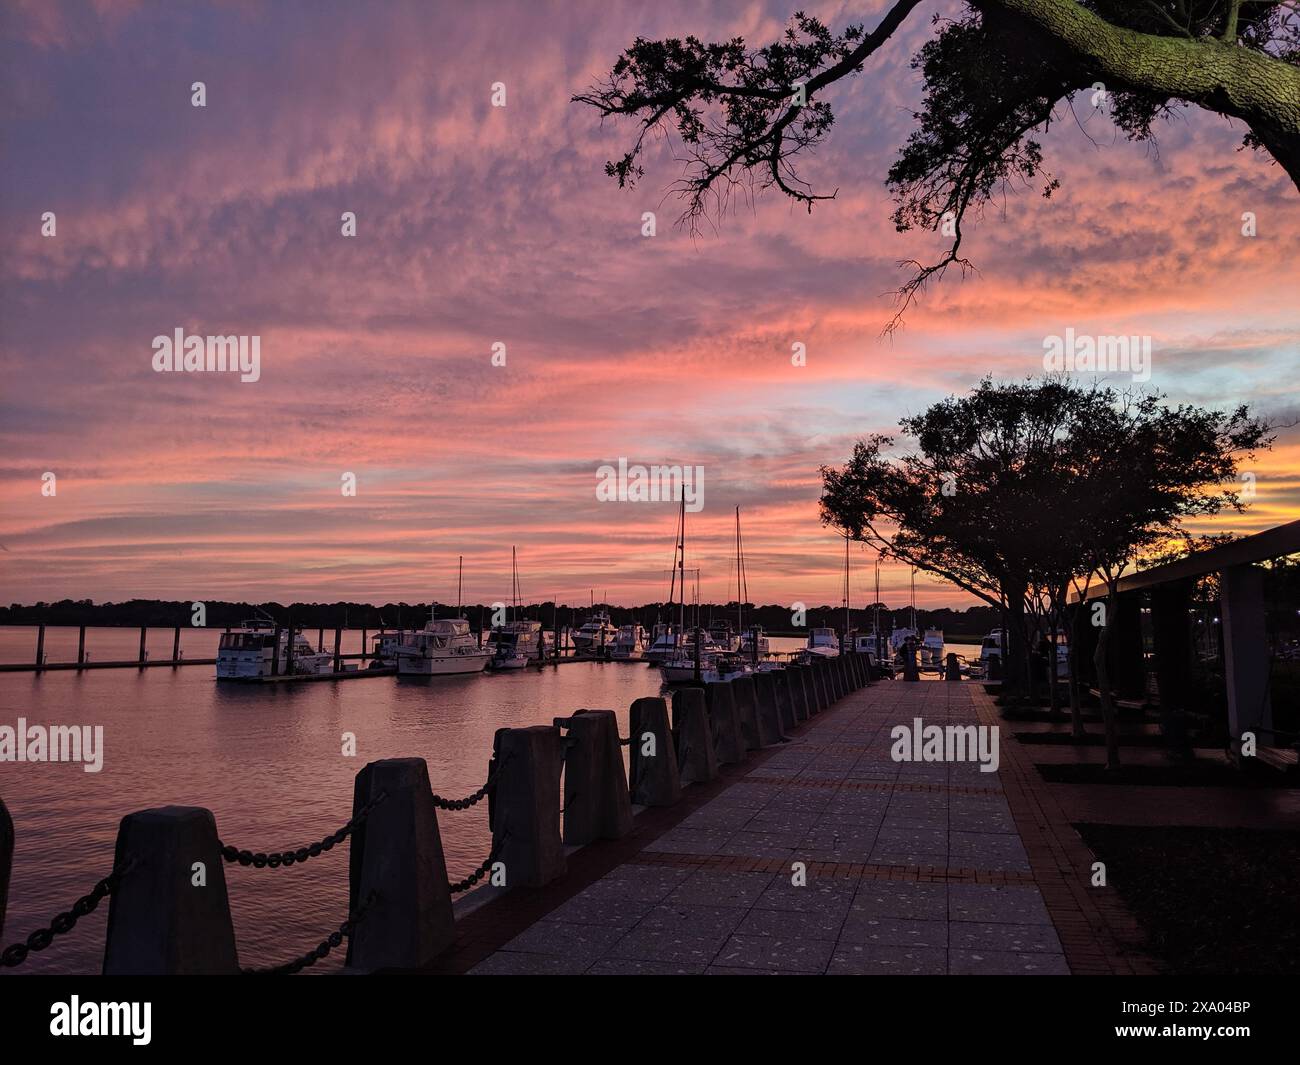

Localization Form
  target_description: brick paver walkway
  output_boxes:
[464,679,1153,975]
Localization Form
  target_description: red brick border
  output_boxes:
[973,687,1159,975]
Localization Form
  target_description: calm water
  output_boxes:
[0,626,805,975]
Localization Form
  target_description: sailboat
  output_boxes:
[658,497,721,684]
[396,557,492,676]
[489,547,544,670]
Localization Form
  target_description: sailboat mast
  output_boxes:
[735,507,743,636]
[677,494,686,634]
[457,555,463,617]
[844,534,851,640]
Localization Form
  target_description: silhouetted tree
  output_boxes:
[577,2,1300,330]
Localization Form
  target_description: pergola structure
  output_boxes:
[1070,519,1300,762]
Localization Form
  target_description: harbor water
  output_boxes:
[0,626,814,974]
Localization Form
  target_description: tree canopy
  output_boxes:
[576,1,1300,328]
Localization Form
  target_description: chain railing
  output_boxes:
[449,832,507,895]
[218,790,389,868]
[1,856,134,968]
[430,755,507,812]
[242,889,378,975]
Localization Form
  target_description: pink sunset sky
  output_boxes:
[1,0,1298,611]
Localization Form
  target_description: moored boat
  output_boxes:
[216,619,334,680]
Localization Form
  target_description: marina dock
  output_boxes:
[435,680,1150,975]
[0,655,1161,976]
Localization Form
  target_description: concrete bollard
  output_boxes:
[629,697,681,807]
[489,726,565,888]
[704,681,746,765]
[672,687,718,784]
[730,674,762,751]
[945,653,962,681]
[847,652,860,689]
[751,671,786,746]
[813,659,831,710]
[833,655,848,699]
[346,758,454,972]
[789,665,810,722]
[558,709,632,845]
[0,796,11,944]
[772,670,798,733]
[822,657,839,703]
[103,806,238,974]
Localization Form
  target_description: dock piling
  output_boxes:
[0,796,11,945]
[556,710,632,845]
[102,806,239,974]
[35,624,45,671]
[172,626,181,666]
[703,681,746,765]
[772,670,797,732]
[488,726,565,888]
[672,687,719,783]
[76,625,86,668]
[789,664,811,722]
[729,674,762,751]
[628,697,681,807]
[137,626,147,668]
[345,758,454,972]
[751,671,786,745]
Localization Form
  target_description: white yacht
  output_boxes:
[216,620,334,680]
[396,618,491,676]
[805,626,841,658]
[371,630,405,668]
[644,624,681,664]
[572,610,618,656]
[739,626,770,658]
[707,619,741,653]
[489,619,544,670]
[921,629,945,669]
[610,623,648,660]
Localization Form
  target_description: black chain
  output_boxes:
[619,735,633,746]
[218,790,389,868]
[432,752,510,811]
[242,890,378,975]
[1,857,134,968]
[448,833,508,894]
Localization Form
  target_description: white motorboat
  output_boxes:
[921,628,945,669]
[805,626,841,658]
[396,618,490,676]
[572,610,618,656]
[489,619,544,670]
[739,627,770,658]
[216,619,334,680]
[644,624,681,664]
[707,619,740,653]
[611,623,648,660]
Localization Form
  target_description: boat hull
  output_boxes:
[397,652,491,676]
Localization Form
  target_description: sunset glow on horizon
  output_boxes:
[3,0,1298,612]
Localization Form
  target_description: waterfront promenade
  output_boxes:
[436,680,1155,975]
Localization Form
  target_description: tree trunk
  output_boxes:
[984,0,1300,192]
[1093,584,1122,770]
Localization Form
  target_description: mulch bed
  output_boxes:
[1039,762,1297,788]
[1075,824,1300,974]
[1014,731,1169,747]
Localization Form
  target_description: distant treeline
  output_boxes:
[0,599,1001,636]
